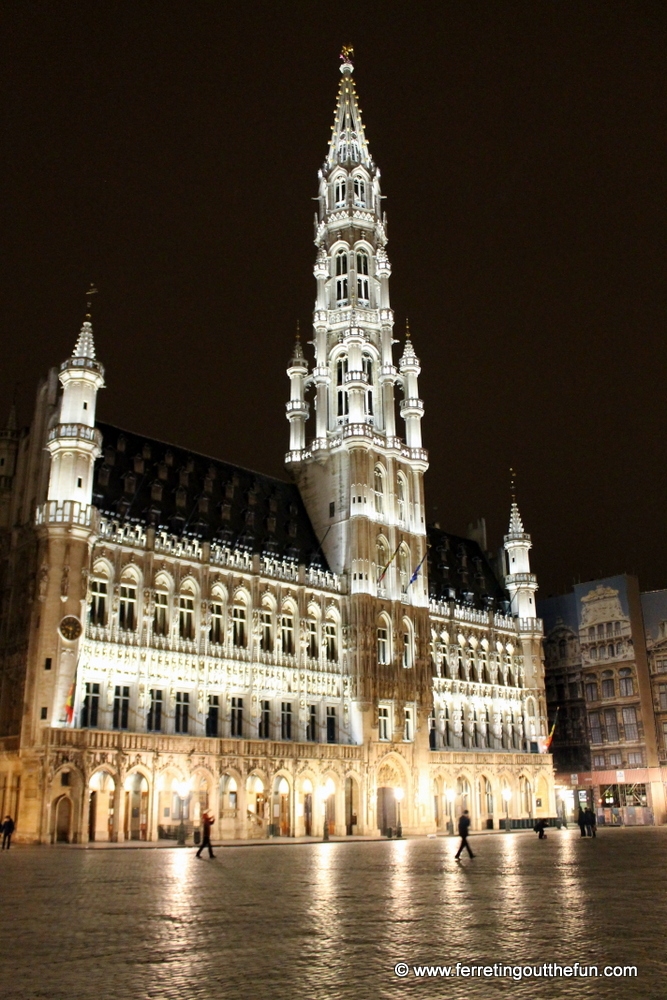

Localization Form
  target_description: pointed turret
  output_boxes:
[44,296,104,507]
[399,322,425,450]
[503,483,537,620]
[325,47,373,171]
[286,324,310,455]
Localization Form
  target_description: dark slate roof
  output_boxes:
[92,422,328,568]
[426,525,510,612]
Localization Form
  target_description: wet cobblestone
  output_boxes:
[0,827,665,1000]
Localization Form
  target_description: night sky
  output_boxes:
[4,2,666,596]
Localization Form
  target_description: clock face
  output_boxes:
[59,616,82,641]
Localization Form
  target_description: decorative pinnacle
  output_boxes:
[510,466,517,503]
[405,317,411,340]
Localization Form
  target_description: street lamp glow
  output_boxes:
[325,778,335,797]
[502,788,512,802]
[446,788,455,803]
[176,780,189,799]
[394,787,404,802]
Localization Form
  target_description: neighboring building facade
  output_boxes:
[541,576,667,825]
[0,51,554,844]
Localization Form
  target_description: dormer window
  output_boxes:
[335,251,348,305]
[353,177,366,207]
[356,251,370,304]
[334,177,346,208]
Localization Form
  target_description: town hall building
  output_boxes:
[0,51,554,843]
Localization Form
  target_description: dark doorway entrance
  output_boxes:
[377,787,397,835]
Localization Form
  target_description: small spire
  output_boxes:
[72,284,98,361]
[510,466,517,503]
[405,317,411,340]
[290,320,306,365]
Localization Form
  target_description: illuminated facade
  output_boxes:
[541,577,667,825]
[0,52,554,843]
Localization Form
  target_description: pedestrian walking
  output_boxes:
[196,810,216,859]
[584,807,597,838]
[454,809,475,859]
[577,807,587,837]
[2,816,15,850]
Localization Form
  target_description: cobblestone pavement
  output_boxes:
[1,827,666,1000]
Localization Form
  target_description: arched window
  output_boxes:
[374,467,384,516]
[306,608,319,658]
[356,251,370,304]
[89,563,110,627]
[154,572,172,638]
[260,599,274,653]
[353,176,365,207]
[179,582,196,640]
[399,545,410,597]
[281,606,295,655]
[210,592,224,645]
[619,668,634,697]
[601,671,615,699]
[232,597,247,648]
[397,473,408,524]
[119,570,139,632]
[334,176,346,208]
[335,251,348,305]
[324,615,338,662]
[377,614,391,665]
[362,352,373,416]
[336,356,349,418]
[402,618,414,669]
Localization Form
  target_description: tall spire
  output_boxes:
[325,46,373,170]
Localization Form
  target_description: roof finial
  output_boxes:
[295,319,301,343]
[405,317,411,341]
[510,466,517,503]
[85,282,98,320]
[340,45,354,72]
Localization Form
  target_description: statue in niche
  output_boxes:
[60,564,70,600]
[37,564,49,602]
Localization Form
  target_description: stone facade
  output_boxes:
[0,52,554,844]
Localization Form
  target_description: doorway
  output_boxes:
[377,787,397,835]
[55,796,72,842]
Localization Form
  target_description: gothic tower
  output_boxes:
[286,50,431,749]
[504,496,547,743]
[33,303,105,737]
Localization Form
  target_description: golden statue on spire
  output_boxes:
[341,45,354,65]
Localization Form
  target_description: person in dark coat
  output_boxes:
[455,810,475,859]
[577,807,587,837]
[534,818,548,839]
[196,810,216,858]
[2,816,15,850]
[584,807,597,838]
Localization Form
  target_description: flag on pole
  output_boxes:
[64,681,76,725]
[378,543,401,583]
[544,707,559,752]
[409,548,429,586]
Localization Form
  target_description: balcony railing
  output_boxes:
[36,500,98,529]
